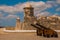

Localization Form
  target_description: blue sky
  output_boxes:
[0,0,60,26]
[0,0,47,6]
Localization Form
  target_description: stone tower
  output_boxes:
[23,3,36,30]
[24,3,34,18]
[15,17,21,30]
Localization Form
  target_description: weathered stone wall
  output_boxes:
[37,15,60,30]
[6,27,15,30]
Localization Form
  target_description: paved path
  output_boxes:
[0,32,59,40]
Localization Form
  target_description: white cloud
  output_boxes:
[0,12,4,19]
[56,0,60,4]
[56,7,60,11]
[0,12,3,17]
[0,15,18,20]
[0,6,19,14]
[40,12,50,16]
[36,11,50,18]
[46,1,58,7]
[6,15,18,19]
[0,1,53,14]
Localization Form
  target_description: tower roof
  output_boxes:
[25,3,32,8]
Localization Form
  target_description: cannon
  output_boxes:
[31,23,58,38]
[36,23,58,38]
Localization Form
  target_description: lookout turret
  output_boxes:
[23,3,36,30]
[15,17,22,30]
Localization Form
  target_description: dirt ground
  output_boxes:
[0,32,60,40]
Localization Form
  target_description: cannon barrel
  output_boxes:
[36,23,48,29]
[31,24,42,29]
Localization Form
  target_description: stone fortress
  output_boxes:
[0,3,60,33]
[1,3,37,31]
[15,3,37,30]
